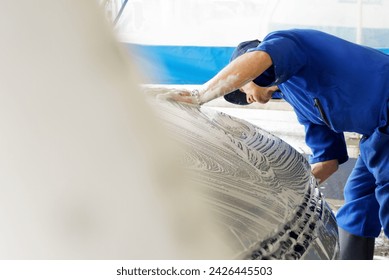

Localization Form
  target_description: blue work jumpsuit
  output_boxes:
[248,29,389,238]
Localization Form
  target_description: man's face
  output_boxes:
[240,82,276,104]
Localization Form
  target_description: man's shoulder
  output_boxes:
[264,29,330,41]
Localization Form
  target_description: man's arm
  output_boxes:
[311,159,339,184]
[161,51,273,105]
[297,118,348,184]
[199,51,273,104]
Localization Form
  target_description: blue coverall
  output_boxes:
[247,29,389,238]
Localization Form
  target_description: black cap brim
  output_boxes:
[224,89,249,105]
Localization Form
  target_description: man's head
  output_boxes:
[224,39,278,105]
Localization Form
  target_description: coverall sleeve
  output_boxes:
[248,32,308,85]
[302,121,349,165]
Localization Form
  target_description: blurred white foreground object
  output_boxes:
[0,0,215,259]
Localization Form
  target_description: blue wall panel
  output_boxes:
[126,43,389,85]
[126,44,234,84]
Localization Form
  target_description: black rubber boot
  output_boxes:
[338,227,375,260]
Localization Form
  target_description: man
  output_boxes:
[167,29,389,259]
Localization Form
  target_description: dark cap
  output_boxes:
[223,39,260,105]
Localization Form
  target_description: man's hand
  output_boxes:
[157,88,203,106]
[311,159,339,184]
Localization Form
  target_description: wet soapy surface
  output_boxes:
[147,87,339,259]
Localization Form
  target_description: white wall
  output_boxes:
[114,0,389,47]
